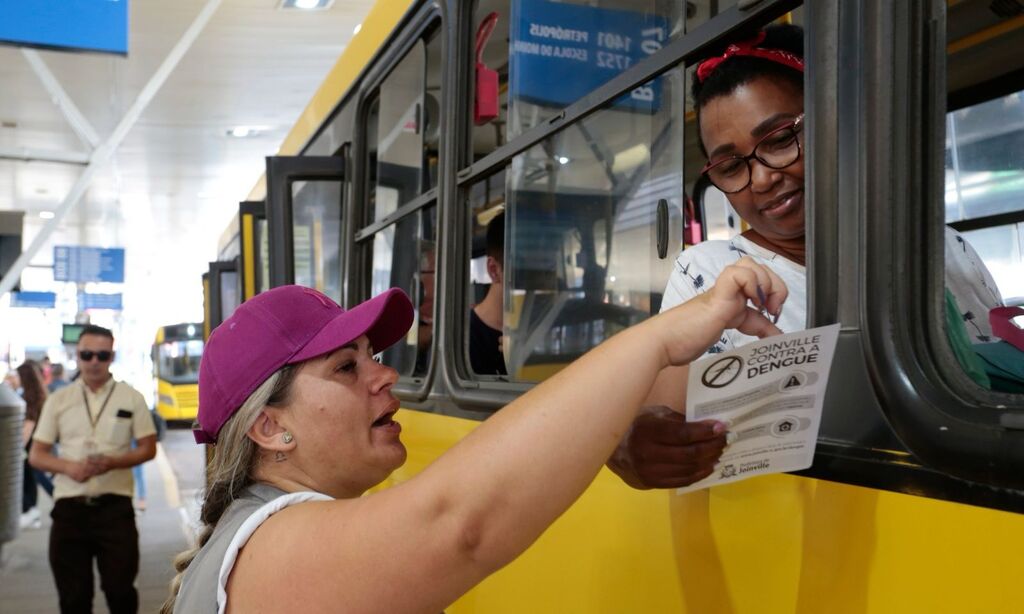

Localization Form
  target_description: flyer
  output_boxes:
[675,323,841,494]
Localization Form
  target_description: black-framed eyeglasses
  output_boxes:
[79,350,112,363]
[700,114,804,194]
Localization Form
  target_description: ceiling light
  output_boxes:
[557,156,570,165]
[225,125,271,138]
[280,0,333,9]
[39,211,55,219]
[353,23,362,35]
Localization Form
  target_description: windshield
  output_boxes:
[157,339,203,384]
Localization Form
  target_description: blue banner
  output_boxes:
[11,291,56,309]
[0,0,128,55]
[79,293,123,311]
[53,246,125,283]
[510,0,667,111]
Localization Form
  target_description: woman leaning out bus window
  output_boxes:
[163,259,784,613]
[607,24,1008,490]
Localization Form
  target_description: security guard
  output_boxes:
[30,324,156,614]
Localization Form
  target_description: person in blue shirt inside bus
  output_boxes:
[606,23,1008,489]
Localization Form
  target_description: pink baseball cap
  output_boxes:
[194,285,413,444]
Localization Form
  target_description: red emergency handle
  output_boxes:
[475,12,500,126]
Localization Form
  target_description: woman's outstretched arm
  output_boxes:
[227,258,785,614]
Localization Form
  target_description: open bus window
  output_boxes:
[943,87,1024,392]
[506,0,685,140]
[371,206,437,377]
[504,68,683,382]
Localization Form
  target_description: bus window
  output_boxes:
[291,180,343,303]
[507,0,684,139]
[943,87,1024,391]
[219,268,240,320]
[256,216,270,294]
[695,180,742,242]
[372,39,426,221]
[945,90,1024,303]
[424,29,442,191]
[371,206,437,377]
[940,0,1024,394]
[504,68,684,382]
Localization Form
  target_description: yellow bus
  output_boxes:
[152,322,203,424]
[209,0,1024,611]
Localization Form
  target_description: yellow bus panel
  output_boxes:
[385,409,1024,613]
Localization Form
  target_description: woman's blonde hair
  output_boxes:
[160,365,297,614]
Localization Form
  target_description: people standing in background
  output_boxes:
[48,363,69,393]
[17,360,49,529]
[29,324,157,614]
[469,211,507,375]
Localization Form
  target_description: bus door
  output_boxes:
[237,200,267,301]
[264,154,346,304]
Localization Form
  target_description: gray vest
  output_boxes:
[173,482,288,614]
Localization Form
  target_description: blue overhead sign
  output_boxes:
[0,0,129,56]
[11,291,56,309]
[79,292,123,311]
[53,246,125,283]
[510,0,667,112]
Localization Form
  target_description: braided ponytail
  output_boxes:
[161,365,297,614]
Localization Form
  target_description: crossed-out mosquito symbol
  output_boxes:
[701,356,743,388]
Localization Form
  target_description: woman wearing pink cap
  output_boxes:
[162,259,785,613]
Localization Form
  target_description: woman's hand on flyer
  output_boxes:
[657,257,786,367]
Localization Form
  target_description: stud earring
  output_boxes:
[282,432,293,444]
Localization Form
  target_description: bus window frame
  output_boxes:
[444,0,805,412]
[848,0,1024,493]
[206,259,238,333]
[264,154,346,291]
[237,200,265,302]
[350,5,444,401]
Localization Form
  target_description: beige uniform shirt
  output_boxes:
[33,377,156,500]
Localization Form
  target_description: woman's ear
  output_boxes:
[486,256,503,285]
[246,410,297,452]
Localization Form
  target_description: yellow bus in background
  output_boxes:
[152,322,203,424]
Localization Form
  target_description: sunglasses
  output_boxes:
[79,350,113,363]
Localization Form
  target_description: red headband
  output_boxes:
[696,31,805,83]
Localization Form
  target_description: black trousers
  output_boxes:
[49,495,139,614]
[22,459,38,512]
